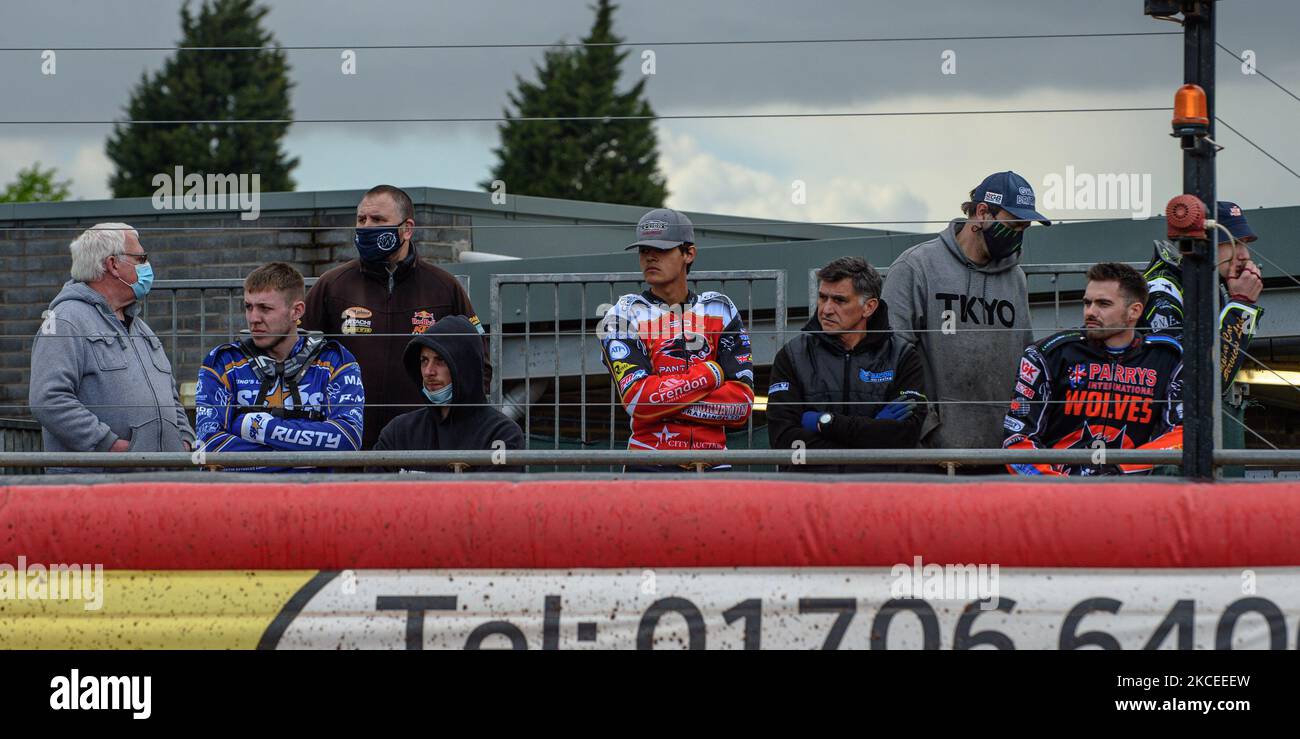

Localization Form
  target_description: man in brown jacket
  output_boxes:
[302,185,489,449]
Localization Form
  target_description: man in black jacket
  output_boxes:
[370,315,524,473]
[768,257,927,472]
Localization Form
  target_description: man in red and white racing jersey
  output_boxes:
[599,209,754,470]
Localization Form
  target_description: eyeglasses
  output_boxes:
[112,251,149,265]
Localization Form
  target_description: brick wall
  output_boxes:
[0,204,471,418]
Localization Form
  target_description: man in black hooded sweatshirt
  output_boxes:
[370,315,524,472]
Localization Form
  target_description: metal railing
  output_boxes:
[488,270,786,454]
[3,448,1299,473]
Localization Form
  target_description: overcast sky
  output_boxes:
[2,0,1298,231]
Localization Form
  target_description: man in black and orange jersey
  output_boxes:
[1003,262,1182,476]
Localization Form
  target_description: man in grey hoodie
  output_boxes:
[29,223,194,471]
[881,171,1050,462]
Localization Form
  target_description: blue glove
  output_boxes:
[875,400,916,422]
[801,411,823,433]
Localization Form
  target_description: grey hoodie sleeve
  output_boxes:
[882,258,923,347]
[29,319,118,452]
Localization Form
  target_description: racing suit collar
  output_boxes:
[642,288,696,308]
[1085,332,1141,358]
[240,330,306,359]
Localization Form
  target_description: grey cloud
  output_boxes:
[3,1,1295,124]
[0,0,1295,200]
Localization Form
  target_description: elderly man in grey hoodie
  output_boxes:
[29,223,194,471]
[881,172,1049,469]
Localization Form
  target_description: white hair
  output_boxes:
[69,223,138,283]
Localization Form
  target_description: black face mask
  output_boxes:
[979,218,1024,261]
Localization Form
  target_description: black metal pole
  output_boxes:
[1181,0,1217,479]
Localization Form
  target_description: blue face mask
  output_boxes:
[117,260,154,300]
[355,226,404,263]
[422,384,454,405]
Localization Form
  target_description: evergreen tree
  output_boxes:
[106,0,297,197]
[483,0,668,207]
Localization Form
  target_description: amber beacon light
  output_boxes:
[1172,83,1209,135]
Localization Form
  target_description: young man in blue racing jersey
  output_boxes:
[195,262,364,472]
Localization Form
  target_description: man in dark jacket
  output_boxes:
[768,257,927,473]
[370,315,524,473]
[302,185,488,449]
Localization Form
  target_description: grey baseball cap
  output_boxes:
[626,208,695,250]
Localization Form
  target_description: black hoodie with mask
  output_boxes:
[371,315,524,472]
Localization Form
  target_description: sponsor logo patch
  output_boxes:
[1004,417,1026,433]
[611,361,638,382]
[411,310,436,335]
[639,220,669,238]
[768,382,790,394]
[248,413,267,441]
[618,370,646,394]
[859,369,894,384]
[1015,381,1035,399]
[1068,364,1087,388]
[648,374,711,405]
[607,340,631,360]
[984,192,1004,205]
[342,306,373,335]
[1018,358,1040,384]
